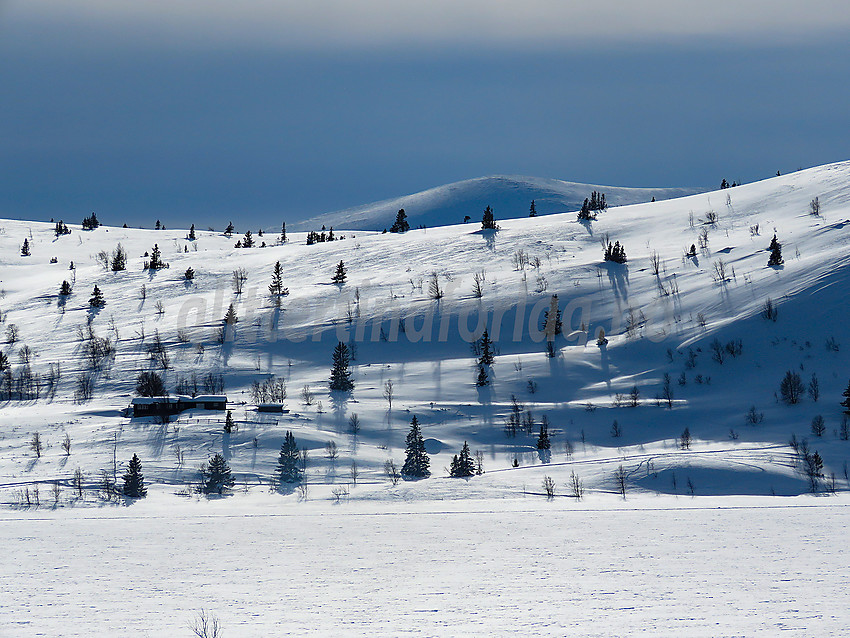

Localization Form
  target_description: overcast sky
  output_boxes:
[2,1,849,228]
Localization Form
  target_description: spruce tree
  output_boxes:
[475,365,489,386]
[767,234,784,266]
[223,410,235,434]
[269,261,288,296]
[122,454,147,498]
[148,244,165,270]
[59,280,72,296]
[481,205,497,230]
[223,303,238,325]
[276,431,302,484]
[477,330,495,366]
[332,260,347,285]
[89,285,105,308]
[110,243,126,271]
[21,239,30,256]
[401,416,430,478]
[242,230,254,248]
[529,200,537,217]
[841,380,850,415]
[224,221,235,237]
[188,224,196,240]
[200,453,234,494]
[390,209,410,233]
[449,441,476,477]
[280,222,287,244]
[536,421,551,450]
[184,267,195,280]
[329,341,354,391]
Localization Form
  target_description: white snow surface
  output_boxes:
[1,162,850,635]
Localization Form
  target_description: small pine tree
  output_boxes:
[481,205,497,230]
[242,230,254,248]
[89,285,105,308]
[223,410,235,434]
[223,303,238,325]
[122,454,147,497]
[59,280,72,296]
[110,243,126,271]
[536,421,550,450]
[329,341,354,391]
[449,441,476,477]
[767,234,784,266]
[529,200,537,217]
[184,267,195,280]
[200,453,234,495]
[841,380,850,415]
[401,416,430,478]
[332,260,347,285]
[477,330,495,366]
[475,365,489,386]
[269,261,288,296]
[280,222,287,244]
[390,209,410,233]
[188,224,196,240]
[224,221,235,237]
[21,239,30,256]
[277,431,302,484]
[148,244,165,270]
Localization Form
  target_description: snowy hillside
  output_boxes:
[1,161,850,635]
[292,174,702,231]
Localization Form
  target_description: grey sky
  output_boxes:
[1,1,849,229]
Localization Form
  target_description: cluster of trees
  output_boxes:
[307,227,344,245]
[603,240,627,263]
[81,213,100,230]
[145,244,167,270]
[54,220,71,236]
[577,191,607,221]
[719,179,739,189]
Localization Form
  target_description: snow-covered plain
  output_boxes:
[1,162,849,635]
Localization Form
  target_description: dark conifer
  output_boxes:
[449,441,476,477]
[277,431,302,484]
[332,260,347,285]
[329,341,354,391]
[59,280,72,296]
[280,222,287,244]
[200,453,234,494]
[390,209,410,233]
[401,416,430,478]
[767,234,784,266]
[89,285,105,308]
[21,239,30,256]
[529,200,537,217]
[269,261,288,296]
[122,454,147,497]
[224,221,235,237]
[481,205,497,230]
[188,224,196,240]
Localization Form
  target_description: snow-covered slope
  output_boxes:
[291,174,702,231]
[0,161,848,506]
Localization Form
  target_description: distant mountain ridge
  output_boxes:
[291,174,704,231]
